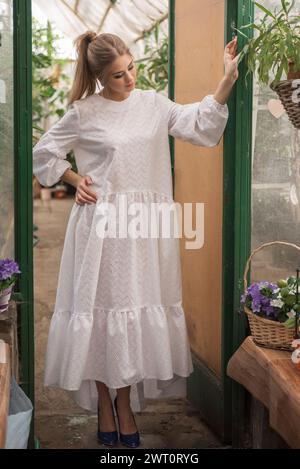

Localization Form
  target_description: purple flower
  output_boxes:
[241,281,280,319]
[0,258,21,281]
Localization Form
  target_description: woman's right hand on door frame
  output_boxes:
[75,175,98,205]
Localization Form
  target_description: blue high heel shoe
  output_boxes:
[97,404,119,447]
[114,396,140,448]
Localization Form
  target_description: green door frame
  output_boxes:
[222,0,254,446]
[13,0,34,445]
[169,0,175,195]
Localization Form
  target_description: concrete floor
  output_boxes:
[33,196,225,449]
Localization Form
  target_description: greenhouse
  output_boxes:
[0,0,300,453]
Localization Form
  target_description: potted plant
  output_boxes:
[241,276,300,350]
[40,187,52,201]
[236,0,300,128]
[0,259,21,313]
[53,183,67,199]
[241,241,300,351]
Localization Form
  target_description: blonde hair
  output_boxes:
[68,31,133,105]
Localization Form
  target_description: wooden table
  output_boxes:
[0,303,19,381]
[0,340,11,448]
[227,336,300,449]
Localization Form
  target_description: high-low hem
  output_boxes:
[43,302,194,412]
[45,372,194,413]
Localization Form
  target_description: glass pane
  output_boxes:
[251,0,300,283]
[0,0,14,259]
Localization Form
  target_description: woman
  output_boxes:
[33,31,239,448]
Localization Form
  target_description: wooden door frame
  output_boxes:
[169,0,254,444]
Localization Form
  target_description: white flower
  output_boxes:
[287,309,296,319]
[291,349,300,364]
[270,298,284,308]
[273,287,280,294]
[292,339,300,348]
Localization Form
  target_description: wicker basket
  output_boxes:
[243,241,300,351]
[270,79,300,129]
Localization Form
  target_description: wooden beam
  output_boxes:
[97,2,116,34]
[133,13,168,43]
[60,0,91,31]
[74,0,80,14]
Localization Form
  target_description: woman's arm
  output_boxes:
[213,75,237,106]
[61,169,98,205]
[60,167,82,188]
[213,36,240,105]
[33,104,79,187]
[154,37,240,148]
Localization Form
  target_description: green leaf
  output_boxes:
[283,317,296,328]
[240,22,259,30]
[33,124,45,133]
[233,27,249,40]
[287,276,296,286]
[281,0,288,14]
[289,16,300,24]
[238,44,249,64]
[154,23,159,44]
[287,0,296,14]
[254,2,276,20]
[274,60,284,83]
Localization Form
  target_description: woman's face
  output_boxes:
[104,54,137,94]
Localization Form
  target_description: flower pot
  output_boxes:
[270,64,300,129]
[0,284,14,313]
[243,241,300,351]
[245,306,295,351]
[53,185,67,199]
[287,61,300,80]
[40,188,52,201]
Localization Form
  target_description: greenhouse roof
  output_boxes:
[32,0,169,58]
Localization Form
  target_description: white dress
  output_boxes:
[32,87,229,412]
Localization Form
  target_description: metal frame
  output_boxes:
[222,0,254,446]
[13,0,34,446]
[168,0,175,195]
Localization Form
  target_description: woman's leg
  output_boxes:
[115,385,138,434]
[95,381,116,432]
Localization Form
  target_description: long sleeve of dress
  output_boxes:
[32,103,80,187]
[155,92,229,148]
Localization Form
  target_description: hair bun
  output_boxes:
[86,31,97,43]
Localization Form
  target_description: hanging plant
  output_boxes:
[235,0,300,128]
